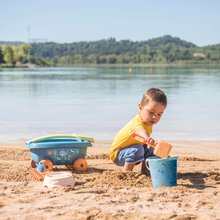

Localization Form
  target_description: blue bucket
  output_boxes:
[146,156,178,188]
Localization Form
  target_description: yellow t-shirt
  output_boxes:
[109,114,152,161]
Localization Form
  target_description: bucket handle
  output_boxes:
[145,161,150,170]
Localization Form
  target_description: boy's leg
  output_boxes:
[141,144,149,175]
[141,161,149,175]
[114,144,144,172]
[141,144,155,175]
[123,163,135,171]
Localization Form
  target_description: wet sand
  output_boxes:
[0,140,220,220]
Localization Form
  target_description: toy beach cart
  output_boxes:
[25,134,94,180]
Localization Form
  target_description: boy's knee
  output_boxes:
[132,145,144,158]
[125,145,144,163]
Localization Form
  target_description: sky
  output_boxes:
[0,0,220,46]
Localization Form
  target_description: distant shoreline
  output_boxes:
[1,63,220,69]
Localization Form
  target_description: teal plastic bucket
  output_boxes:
[146,156,178,188]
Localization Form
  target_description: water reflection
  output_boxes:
[0,67,220,141]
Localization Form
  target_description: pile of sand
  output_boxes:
[0,140,220,219]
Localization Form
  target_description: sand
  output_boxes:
[0,140,220,220]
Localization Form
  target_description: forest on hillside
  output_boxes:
[0,35,220,67]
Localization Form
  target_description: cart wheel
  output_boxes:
[31,160,37,168]
[37,159,53,172]
[73,158,88,171]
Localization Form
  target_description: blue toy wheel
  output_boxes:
[36,160,53,172]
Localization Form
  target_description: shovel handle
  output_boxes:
[149,142,157,148]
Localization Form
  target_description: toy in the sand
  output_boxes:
[132,133,172,158]
[31,159,53,181]
[25,134,94,181]
[132,133,175,188]
[150,140,172,158]
[146,156,178,188]
[43,171,75,188]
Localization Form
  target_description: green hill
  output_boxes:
[30,35,196,58]
[1,35,220,66]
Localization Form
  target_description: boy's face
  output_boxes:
[139,100,166,126]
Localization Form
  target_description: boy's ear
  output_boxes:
[138,104,142,110]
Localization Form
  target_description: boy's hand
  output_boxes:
[144,137,156,146]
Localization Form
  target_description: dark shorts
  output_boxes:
[114,144,155,166]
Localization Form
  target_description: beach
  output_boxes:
[0,140,220,220]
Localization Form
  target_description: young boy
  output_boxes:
[109,88,167,175]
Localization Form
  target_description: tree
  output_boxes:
[12,44,28,63]
[0,47,4,64]
[3,46,14,64]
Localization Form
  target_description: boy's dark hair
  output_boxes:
[141,88,167,107]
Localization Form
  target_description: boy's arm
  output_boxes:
[131,128,155,146]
